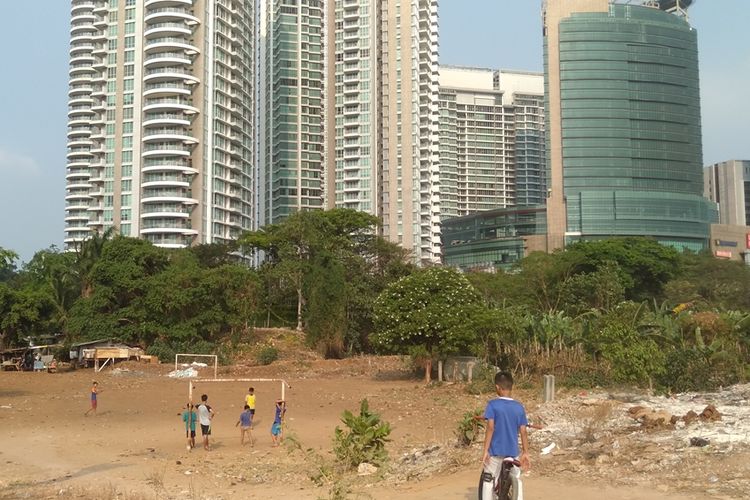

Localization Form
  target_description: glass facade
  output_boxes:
[263,0,324,225]
[442,206,547,270]
[553,4,714,251]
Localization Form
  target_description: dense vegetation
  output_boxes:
[1,211,749,390]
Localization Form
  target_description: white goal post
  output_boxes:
[175,353,218,379]
[188,378,292,404]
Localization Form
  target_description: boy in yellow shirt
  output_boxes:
[245,387,256,419]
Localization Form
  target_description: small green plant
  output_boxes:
[333,399,391,468]
[256,344,279,365]
[456,408,485,446]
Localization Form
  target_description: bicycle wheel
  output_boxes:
[498,468,512,500]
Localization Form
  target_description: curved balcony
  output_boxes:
[142,98,199,114]
[66,169,90,180]
[144,51,193,68]
[70,33,96,45]
[141,227,198,236]
[70,53,96,65]
[65,192,91,202]
[70,14,96,26]
[67,181,93,191]
[143,113,191,127]
[69,74,94,86]
[144,37,199,55]
[68,96,94,106]
[69,65,96,77]
[68,84,93,96]
[71,2,96,13]
[142,129,197,144]
[141,179,191,189]
[144,8,199,25]
[143,82,194,98]
[145,0,194,9]
[66,146,93,158]
[64,210,90,223]
[67,127,91,139]
[141,193,198,205]
[66,202,90,213]
[145,22,193,38]
[141,142,194,157]
[140,204,192,218]
[69,43,95,55]
[142,160,197,175]
[67,138,93,148]
[144,67,199,84]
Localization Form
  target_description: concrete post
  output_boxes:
[543,374,556,402]
[437,360,443,382]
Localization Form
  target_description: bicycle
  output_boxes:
[478,456,523,500]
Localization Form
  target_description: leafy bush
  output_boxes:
[333,399,391,468]
[561,368,609,389]
[146,338,216,363]
[256,345,279,365]
[456,408,485,446]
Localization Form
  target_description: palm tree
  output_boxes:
[73,227,117,298]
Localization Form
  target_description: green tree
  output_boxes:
[372,267,482,382]
[0,247,19,282]
[72,227,117,298]
[566,238,681,301]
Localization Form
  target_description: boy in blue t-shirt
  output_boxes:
[480,372,529,498]
[181,403,197,450]
[236,405,254,446]
[271,399,286,446]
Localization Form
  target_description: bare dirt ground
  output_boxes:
[0,357,746,499]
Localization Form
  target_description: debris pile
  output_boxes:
[167,367,198,378]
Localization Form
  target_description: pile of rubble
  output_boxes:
[526,384,750,497]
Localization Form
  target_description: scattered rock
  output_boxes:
[690,437,710,447]
[700,405,721,422]
[176,460,182,465]
[357,463,378,476]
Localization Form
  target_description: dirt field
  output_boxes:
[0,359,743,499]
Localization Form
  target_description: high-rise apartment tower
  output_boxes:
[65,0,255,249]
[438,66,545,219]
[258,0,325,226]
[324,0,441,265]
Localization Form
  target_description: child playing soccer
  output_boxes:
[84,381,102,416]
[236,405,254,446]
[181,403,197,450]
[480,371,530,500]
[270,399,286,447]
[245,387,256,417]
[196,394,215,451]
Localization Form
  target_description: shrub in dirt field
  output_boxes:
[256,345,279,365]
[333,399,391,468]
[456,408,485,446]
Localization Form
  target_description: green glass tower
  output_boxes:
[543,0,714,252]
[259,0,325,226]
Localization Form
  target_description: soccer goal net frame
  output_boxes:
[187,378,291,405]
[175,353,219,379]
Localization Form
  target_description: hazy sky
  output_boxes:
[0,1,748,262]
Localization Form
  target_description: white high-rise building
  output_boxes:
[324,0,441,265]
[438,66,545,219]
[704,160,750,226]
[65,0,255,249]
